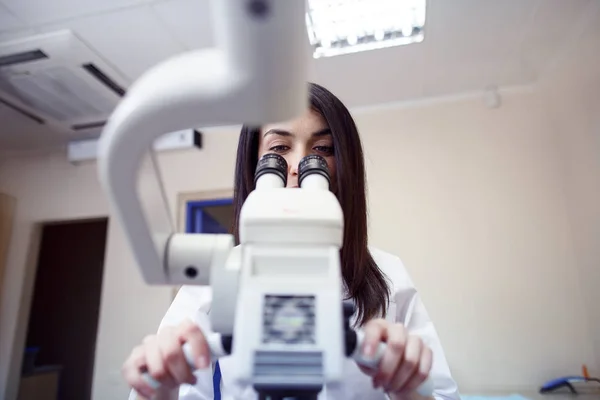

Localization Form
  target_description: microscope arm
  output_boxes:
[97,0,308,286]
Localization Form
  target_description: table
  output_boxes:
[461,392,600,400]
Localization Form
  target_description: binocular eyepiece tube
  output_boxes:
[254,154,288,189]
[298,155,330,190]
[254,154,331,190]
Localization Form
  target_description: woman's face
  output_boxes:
[258,109,337,189]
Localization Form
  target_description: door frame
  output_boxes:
[0,192,16,311]
[5,216,108,400]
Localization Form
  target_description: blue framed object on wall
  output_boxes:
[186,198,233,234]
[185,197,233,400]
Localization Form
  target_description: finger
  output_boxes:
[387,335,423,393]
[361,318,388,359]
[159,328,197,385]
[143,334,176,388]
[178,319,211,369]
[373,324,406,389]
[122,346,155,399]
[403,345,433,393]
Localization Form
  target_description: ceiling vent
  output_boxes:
[0,30,128,134]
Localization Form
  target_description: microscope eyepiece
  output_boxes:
[254,153,288,189]
[298,155,330,190]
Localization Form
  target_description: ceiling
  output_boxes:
[0,0,596,156]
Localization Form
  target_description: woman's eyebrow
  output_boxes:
[263,129,293,137]
[263,128,331,137]
[312,128,331,137]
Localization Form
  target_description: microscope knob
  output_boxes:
[141,343,197,390]
[141,332,230,390]
[350,329,435,398]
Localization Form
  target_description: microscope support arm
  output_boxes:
[97,0,308,286]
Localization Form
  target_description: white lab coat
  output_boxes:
[129,246,460,400]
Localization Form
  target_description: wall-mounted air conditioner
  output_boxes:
[0,30,128,134]
[67,129,203,164]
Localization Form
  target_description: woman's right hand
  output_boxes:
[122,318,211,399]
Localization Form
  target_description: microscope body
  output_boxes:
[208,155,348,397]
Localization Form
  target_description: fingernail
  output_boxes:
[198,355,208,369]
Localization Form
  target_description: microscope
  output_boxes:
[170,152,397,400]
[96,0,433,398]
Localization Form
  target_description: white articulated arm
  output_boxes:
[97,0,309,285]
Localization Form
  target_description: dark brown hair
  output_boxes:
[232,82,390,326]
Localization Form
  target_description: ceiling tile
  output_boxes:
[428,0,537,59]
[0,3,26,31]
[520,0,593,55]
[36,5,187,81]
[151,0,214,50]
[1,0,147,25]
[0,28,36,42]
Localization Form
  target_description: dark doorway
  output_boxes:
[19,218,108,400]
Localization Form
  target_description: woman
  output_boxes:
[123,83,460,400]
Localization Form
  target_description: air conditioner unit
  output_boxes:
[0,30,128,134]
[67,129,203,164]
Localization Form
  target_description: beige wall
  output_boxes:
[1,87,598,397]
[360,89,596,390]
[0,131,240,400]
[537,11,600,370]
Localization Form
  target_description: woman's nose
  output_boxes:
[287,150,308,176]
[287,152,307,187]
[287,163,299,187]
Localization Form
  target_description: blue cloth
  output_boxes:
[212,360,222,400]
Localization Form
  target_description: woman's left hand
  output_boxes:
[358,318,433,397]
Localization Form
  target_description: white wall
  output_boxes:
[1,86,598,398]
[0,131,241,400]
[360,89,596,390]
[537,8,600,370]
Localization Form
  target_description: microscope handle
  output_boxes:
[141,332,228,390]
[350,329,435,398]
[140,329,434,396]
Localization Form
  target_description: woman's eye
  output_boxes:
[269,145,290,153]
[314,146,334,155]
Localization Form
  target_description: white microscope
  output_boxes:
[97,0,433,398]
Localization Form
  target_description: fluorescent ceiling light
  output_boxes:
[306,0,426,59]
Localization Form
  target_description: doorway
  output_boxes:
[18,218,108,400]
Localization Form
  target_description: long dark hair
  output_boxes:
[232,82,390,326]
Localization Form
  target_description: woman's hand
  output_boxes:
[358,319,433,398]
[122,319,211,399]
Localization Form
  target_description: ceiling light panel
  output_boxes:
[306,0,426,58]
